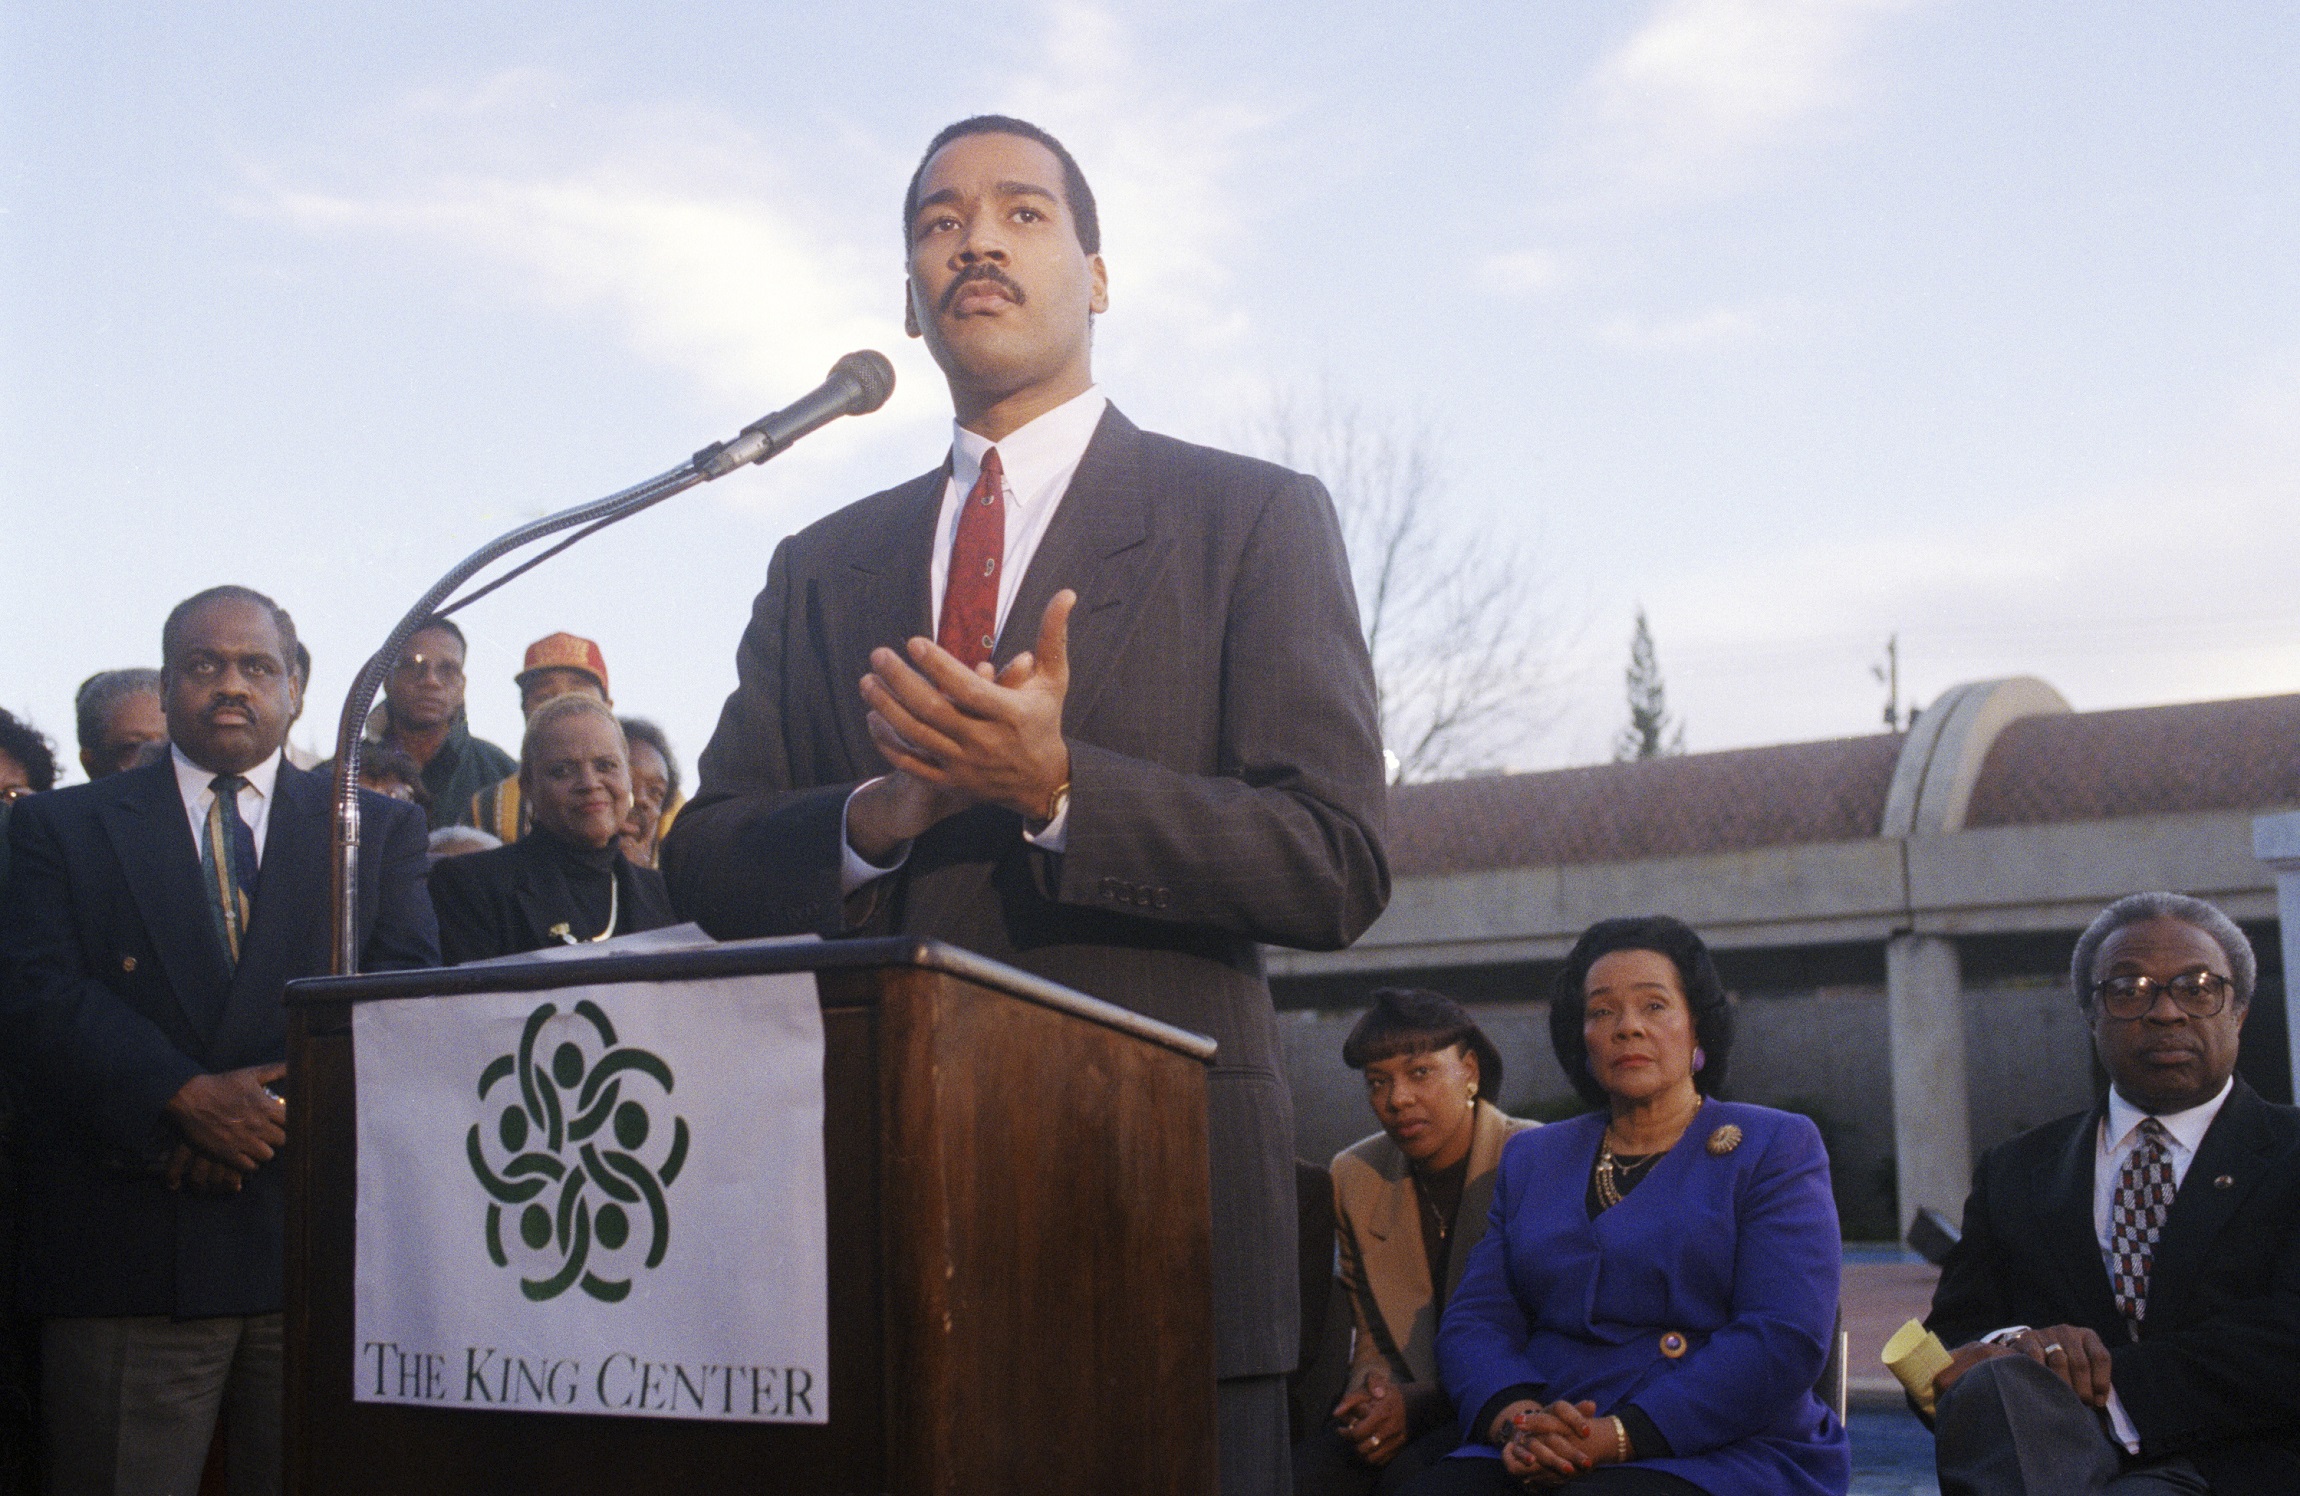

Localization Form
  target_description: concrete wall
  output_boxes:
[1959,978,2097,1160]
[1270,810,2279,983]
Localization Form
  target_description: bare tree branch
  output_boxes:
[1239,382,1563,783]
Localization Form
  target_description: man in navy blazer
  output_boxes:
[0,585,437,1495]
[664,117,1389,1494]
[1926,892,2300,1494]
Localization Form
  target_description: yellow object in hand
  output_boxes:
[1882,1318,1954,1416]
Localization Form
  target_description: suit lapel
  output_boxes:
[1356,1148,1433,1369]
[98,759,231,1042]
[2146,1083,2272,1329]
[2038,1104,2126,1336]
[1000,407,1162,728]
[827,466,943,775]
[1449,1102,1512,1304]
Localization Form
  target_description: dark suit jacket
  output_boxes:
[0,757,438,1316]
[1928,1080,2300,1488]
[664,405,1391,1379]
[428,833,677,964]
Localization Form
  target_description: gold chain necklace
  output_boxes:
[1594,1142,1664,1209]
[546,874,619,945]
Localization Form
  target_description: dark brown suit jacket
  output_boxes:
[663,405,1390,1378]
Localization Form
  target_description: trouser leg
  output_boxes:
[219,1314,281,1496]
[42,1316,237,1496]
[1292,1422,1380,1496]
[1221,1373,1291,1496]
[1370,1424,1468,1495]
[2104,1456,2210,1494]
[1934,1353,2123,1496]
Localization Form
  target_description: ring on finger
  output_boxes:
[2043,1343,2065,1358]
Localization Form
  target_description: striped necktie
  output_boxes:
[202,774,261,965]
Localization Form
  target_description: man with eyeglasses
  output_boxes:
[1922,891,2300,1493]
[350,616,514,832]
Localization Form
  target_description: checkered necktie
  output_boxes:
[936,446,1004,669]
[201,774,261,966]
[2108,1117,2174,1338]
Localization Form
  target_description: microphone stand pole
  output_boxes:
[326,351,894,975]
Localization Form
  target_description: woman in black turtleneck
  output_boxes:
[428,695,675,964]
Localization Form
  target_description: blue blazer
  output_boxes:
[1436,1099,1849,1496]
[0,757,438,1316]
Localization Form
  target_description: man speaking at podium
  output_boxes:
[664,115,1390,1491]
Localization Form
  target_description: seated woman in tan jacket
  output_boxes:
[1295,989,1537,1496]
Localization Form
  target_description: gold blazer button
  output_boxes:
[120,955,137,973]
[1707,1125,1743,1155]
[1659,1331,1688,1359]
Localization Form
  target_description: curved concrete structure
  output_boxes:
[1880,677,2072,839]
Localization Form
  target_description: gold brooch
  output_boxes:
[1707,1125,1743,1155]
[1659,1331,1688,1359]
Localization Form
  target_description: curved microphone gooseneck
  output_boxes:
[327,351,896,975]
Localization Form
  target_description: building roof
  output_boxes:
[1964,693,2300,829]
[1387,692,2300,879]
[1387,734,1902,878]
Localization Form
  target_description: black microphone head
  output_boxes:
[831,350,896,414]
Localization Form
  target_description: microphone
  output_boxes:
[693,350,897,479]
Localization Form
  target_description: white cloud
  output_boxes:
[1564,359,2300,756]
[238,4,1273,461]
[1595,299,1795,351]
[1482,249,1572,297]
[1562,0,1918,206]
[256,173,897,409]
[232,71,954,490]
[992,1,1274,392]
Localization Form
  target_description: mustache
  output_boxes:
[940,264,1025,314]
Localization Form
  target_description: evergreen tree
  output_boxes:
[1614,606,1685,762]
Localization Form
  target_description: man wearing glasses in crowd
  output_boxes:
[1924,891,2300,1494]
[355,617,514,832]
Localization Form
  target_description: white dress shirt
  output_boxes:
[1987,1075,2233,1452]
[839,386,1107,894]
[173,744,282,869]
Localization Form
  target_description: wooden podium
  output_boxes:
[282,937,1219,1495]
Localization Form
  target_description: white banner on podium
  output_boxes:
[350,961,828,1423]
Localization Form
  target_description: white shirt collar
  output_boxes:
[950,385,1107,510]
[2105,1074,2233,1158]
[172,743,283,806]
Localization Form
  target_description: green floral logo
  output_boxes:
[466,999,688,1303]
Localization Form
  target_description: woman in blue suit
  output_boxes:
[1413,916,1848,1495]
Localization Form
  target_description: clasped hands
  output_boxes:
[1490,1398,1621,1487]
[848,591,1076,862]
[1933,1323,2115,1409]
[161,1062,286,1197]
[1333,1367,1410,1467]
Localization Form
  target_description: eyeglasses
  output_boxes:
[2090,972,2234,1021]
[392,657,464,684]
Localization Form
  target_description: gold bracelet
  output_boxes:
[1611,1415,1629,1463]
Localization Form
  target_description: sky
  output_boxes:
[5,1,2297,784]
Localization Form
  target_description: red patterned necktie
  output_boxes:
[2108,1117,2174,1339]
[936,446,1004,669]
